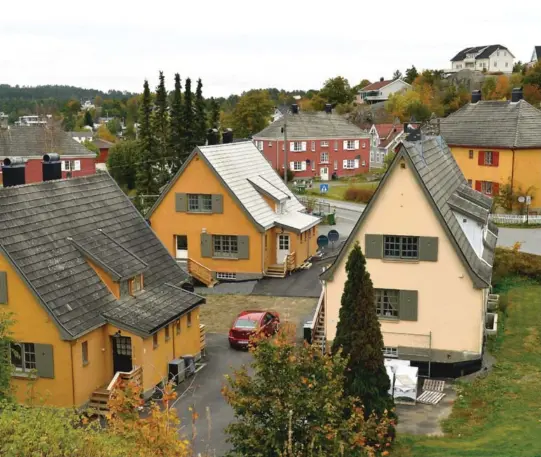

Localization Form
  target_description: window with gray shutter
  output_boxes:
[201,233,212,258]
[398,290,418,321]
[35,343,55,379]
[211,194,223,214]
[365,235,383,259]
[175,193,188,212]
[237,236,250,259]
[0,271,7,304]
[419,237,438,261]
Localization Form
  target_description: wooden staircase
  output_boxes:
[306,290,326,352]
[89,366,143,415]
[188,258,218,287]
[265,252,296,278]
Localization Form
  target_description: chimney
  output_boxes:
[2,157,26,187]
[291,104,299,114]
[380,77,384,82]
[324,103,332,114]
[222,128,233,144]
[207,128,219,146]
[511,87,523,103]
[471,90,482,104]
[42,153,62,181]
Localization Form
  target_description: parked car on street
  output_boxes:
[228,310,280,349]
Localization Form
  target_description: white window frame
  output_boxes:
[485,151,493,165]
[481,181,493,195]
[344,159,355,169]
[216,272,236,280]
[382,347,398,358]
[11,342,36,372]
[320,152,329,164]
[293,141,303,152]
[311,141,316,152]
[333,160,338,171]
[293,161,303,171]
[268,141,272,147]
[334,140,338,151]
[345,140,355,150]
[213,235,239,257]
[321,140,329,148]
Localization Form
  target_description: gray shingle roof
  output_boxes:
[0,173,203,338]
[147,141,320,233]
[253,112,369,140]
[322,137,497,288]
[440,100,541,148]
[70,229,148,281]
[67,131,93,139]
[0,126,96,159]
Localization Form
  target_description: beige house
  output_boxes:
[321,135,498,375]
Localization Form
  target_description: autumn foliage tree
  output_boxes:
[223,330,394,457]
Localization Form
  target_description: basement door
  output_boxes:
[277,234,290,264]
[112,336,133,374]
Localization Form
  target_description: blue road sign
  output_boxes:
[319,183,329,194]
[317,235,329,248]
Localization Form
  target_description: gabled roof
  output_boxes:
[0,173,203,339]
[0,126,96,159]
[372,123,405,148]
[360,80,394,91]
[253,112,368,140]
[321,137,497,288]
[147,141,320,233]
[535,46,541,60]
[92,139,114,149]
[440,99,541,148]
[451,45,511,61]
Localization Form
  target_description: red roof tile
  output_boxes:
[360,80,394,91]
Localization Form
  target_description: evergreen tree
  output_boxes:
[404,65,419,84]
[152,71,170,186]
[332,242,394,419]
[169,73,184,172]
[135,80,157,197]
[209,97,220,130]
[392,69,403,80]
[83,110,94,127]
[182,78,196,156]
[194,78,207,145]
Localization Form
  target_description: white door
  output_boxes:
[320,167,329,181]
[175,235,188,259]
[276,234,290,264]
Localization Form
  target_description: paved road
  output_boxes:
[497,227,541,255]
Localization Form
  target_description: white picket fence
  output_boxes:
[489,214,541,225]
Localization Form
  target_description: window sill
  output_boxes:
[378,317,400,323]
[381,258,420,264]
[212,256,239,260]
[11,371,37,379]
[187,211,213,214]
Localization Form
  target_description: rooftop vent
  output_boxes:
[511,87,523,103]
[324,103,332,114]
[2,157,25,187]
[471,90,482,104]
[207,128,219,145]
[222,128,233,144]
[291,104,299,114]
[42,153,62,181]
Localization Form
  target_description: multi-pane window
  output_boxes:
[345,159,355,169]
[188,194,212,212]
[311,160,316,171]
[130,275,142,294]
[82,341,89,366]
[213,235,238,257]
[481,181,493,195]
[321,141,329,147]
[334,140,338,151]
[293,142,303,152]
[346,140,355,150]
[383,236,419,259]
[334,160,338,171]
[217,272,236,280]
[320,152,329,163]
[375,289,399,318]
[293,161,303,171]
[11,342,36,372]
[382,346,398,358]
[311,141,316,151]
[484,151,493,165]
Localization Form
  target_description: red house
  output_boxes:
[92,138,114,165]
[0,125,96,184]
[252,105,370,181]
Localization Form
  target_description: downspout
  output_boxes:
[511,148,516,194]
[70,342,76,406]
[172,322,177,358]
[261,232,266,275]
[276,139,279,172]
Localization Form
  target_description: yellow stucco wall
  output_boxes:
[324,157,486,355]
[88,259,120,298]
[0,254,75,406]
[150,154,264,275]
[451,146,541,208]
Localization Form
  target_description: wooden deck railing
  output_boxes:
[188,258,214,286]
[199,324,207,354]
[286,252,296,272]
[107,365,143,392]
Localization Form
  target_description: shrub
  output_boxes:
[344,186,375,203]
[279,168,295,182]
[492,247,541,288]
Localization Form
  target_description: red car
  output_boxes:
[228,310,280,349]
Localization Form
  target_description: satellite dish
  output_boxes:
[518,196,525,203]
[317,235,329,248]
[328,230,339,242]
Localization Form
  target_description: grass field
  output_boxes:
[304,181,378,201]
[200,295,318,334]
[396,278,541,457]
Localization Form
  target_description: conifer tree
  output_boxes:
[194,78,207,145]
[209,97,220,131]
[135,79,157,197]
[152,71,170,186]
[169,73,184,172]
[182,78,195,156]
[332,241,394,419]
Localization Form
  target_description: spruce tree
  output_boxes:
[332,241,394,419]
[152,71,170,186]
[209,97,220,130]
[135,79,157,198]
[169,73,184,172]
[83,110,94,127]
[182,77,195,156]
[194,78,207,145]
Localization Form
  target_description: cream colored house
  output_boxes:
[321,135,498,374]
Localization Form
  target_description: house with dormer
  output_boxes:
[147,140,321,285]
[0,165,205,407]
[321,133,498,376]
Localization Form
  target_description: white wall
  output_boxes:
[489,50,514,72]
[453,211,484,257]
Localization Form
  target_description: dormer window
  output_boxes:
[130,274,143,295]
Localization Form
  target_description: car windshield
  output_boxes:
[234,318,258,329]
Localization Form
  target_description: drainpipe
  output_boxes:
[511,148,516,194]
[70,342,76,406]
[261,232,266,274]
[172,324,177,359]
[276,139,279,173]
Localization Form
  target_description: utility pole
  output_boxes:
[283,116,288,185]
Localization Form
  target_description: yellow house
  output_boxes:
[0,172,205,407]
[320,134,498,376]
[440,89,541,210]
[147,141,321,285]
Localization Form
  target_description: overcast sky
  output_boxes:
[1,0,539,97]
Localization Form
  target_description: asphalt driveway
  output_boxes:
[497,227,541,255]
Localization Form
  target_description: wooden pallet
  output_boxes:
[422,379,445,392]
[417,390,446,405]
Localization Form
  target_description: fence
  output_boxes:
[489,214,541,225]
[297,196,331,216]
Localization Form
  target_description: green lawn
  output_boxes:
[396,278,541,457]
[303,182,378,201]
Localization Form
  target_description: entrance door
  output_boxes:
[112,336,133,373]
[175,235,188,259]
[320,167,329,181]
[276,234,290,264]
